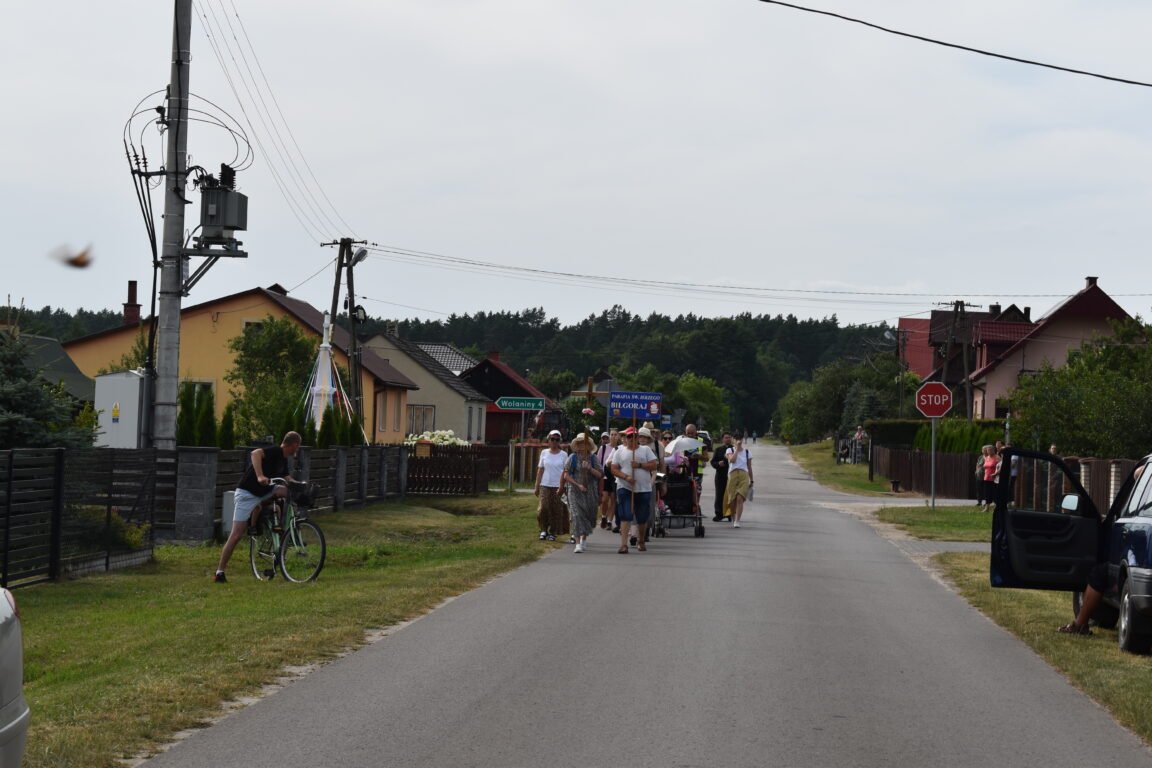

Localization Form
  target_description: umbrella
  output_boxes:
[665,436,703,456]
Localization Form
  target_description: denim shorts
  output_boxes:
[616,490,652,525]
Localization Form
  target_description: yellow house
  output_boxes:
[63,284,418,444]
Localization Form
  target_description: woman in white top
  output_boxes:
[534,429,569,541]
[724,433,754,527]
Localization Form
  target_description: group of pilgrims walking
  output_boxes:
[533,423,754,553]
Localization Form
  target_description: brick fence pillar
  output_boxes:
[295,445,311,482]
[175,447,219,541]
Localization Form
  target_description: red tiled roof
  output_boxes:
[972,321,1037,345]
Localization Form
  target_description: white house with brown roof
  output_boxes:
[362,332,489,442]
[966,277,1130,418]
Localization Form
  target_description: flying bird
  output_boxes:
[50,245,93,268]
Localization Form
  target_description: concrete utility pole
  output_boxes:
[153,0,193,451]
[326,238,368,441]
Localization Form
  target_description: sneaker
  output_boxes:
[611,525,620,534]
[733,521,741,528]
[600,517,609,529]
[538,531,547,540]
[546,534,557,541]
[629,535,638,547]
[574,542,584,553]
[568,535,576,544]
[1058,622,1092,636]
[213,572,227,583]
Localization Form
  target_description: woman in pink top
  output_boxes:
[980,445,1001,513]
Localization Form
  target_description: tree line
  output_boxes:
[368,305,891,431]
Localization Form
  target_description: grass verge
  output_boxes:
[939,552,1152,744]
[874,505,991,542]
[20,492,548,768]
[788,441,895,496]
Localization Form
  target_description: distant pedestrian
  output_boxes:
[752,431,758,444]
[563,433,603,553]
[611,426,658,553]
[980,444,1001,513]
[597,430,618,530]
[710,431,733,521]
[534,429,568,541]
[724,433,753,527]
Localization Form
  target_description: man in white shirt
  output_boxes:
[610,426,658,553]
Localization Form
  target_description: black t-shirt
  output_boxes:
[238,446,291,496]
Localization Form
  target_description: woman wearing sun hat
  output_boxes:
[563,433,603,553]
[534,429,568,541]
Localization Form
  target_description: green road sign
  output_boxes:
[495,396,545,411]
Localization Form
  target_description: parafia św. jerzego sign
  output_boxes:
[609,391,662,418]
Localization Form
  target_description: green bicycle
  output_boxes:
[248,478,326,582]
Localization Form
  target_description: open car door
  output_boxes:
[990,448,1099,590]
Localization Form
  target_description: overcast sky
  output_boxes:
[4,1,1152,331]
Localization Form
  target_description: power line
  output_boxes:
[756,0,1152,88]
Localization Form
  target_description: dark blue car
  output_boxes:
[991,447,1152,653]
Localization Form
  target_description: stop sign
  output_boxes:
[915,382,953,418]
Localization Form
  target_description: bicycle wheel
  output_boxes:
[278,520,326,582]
[249,529,278,581]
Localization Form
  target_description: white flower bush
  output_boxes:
[404,429,470,446]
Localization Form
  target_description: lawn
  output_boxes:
[874,504,991,542]
[940,552,1152,745]
[18,492,548,768]
[788,441,895,496]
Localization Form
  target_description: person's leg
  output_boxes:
[216,519,248,574]
[616,490,632,551]
[714,476,728,521]
[1060,585,1102,634]
[732,493,745,525]
[216,490,260,579]
[636,493,651,550]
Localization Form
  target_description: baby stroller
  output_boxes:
[656,467,705,537]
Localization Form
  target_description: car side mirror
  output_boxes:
[1060,494,1080,514]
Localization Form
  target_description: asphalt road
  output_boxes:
[143,444,1152,767]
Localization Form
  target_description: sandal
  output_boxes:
[638,544,647,551]
[1058,623,1092,636]
[617,546,628,554]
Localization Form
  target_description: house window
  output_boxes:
[994,399,1011,419]
[180,379,215,396]
[407,405,435,435]
[376,392,387,433]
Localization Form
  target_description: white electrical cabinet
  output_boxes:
[94,370,149,448]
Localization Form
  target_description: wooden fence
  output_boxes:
[874,445,1138,514]
[0,448,174,588]
[407,454,489,495]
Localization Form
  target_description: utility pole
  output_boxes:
[326,238,368,442]
[940,300,980,423]
[153,0,193,451]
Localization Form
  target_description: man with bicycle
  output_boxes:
[214,431,302,583]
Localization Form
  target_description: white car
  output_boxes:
[0,589,28,766]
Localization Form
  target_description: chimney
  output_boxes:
[1086,276,1098,288]
[989,303,1001,316]
[1024,307,1031,321]
[387,321,400,336]
[123,280,141,325]
[487,350,500,361]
